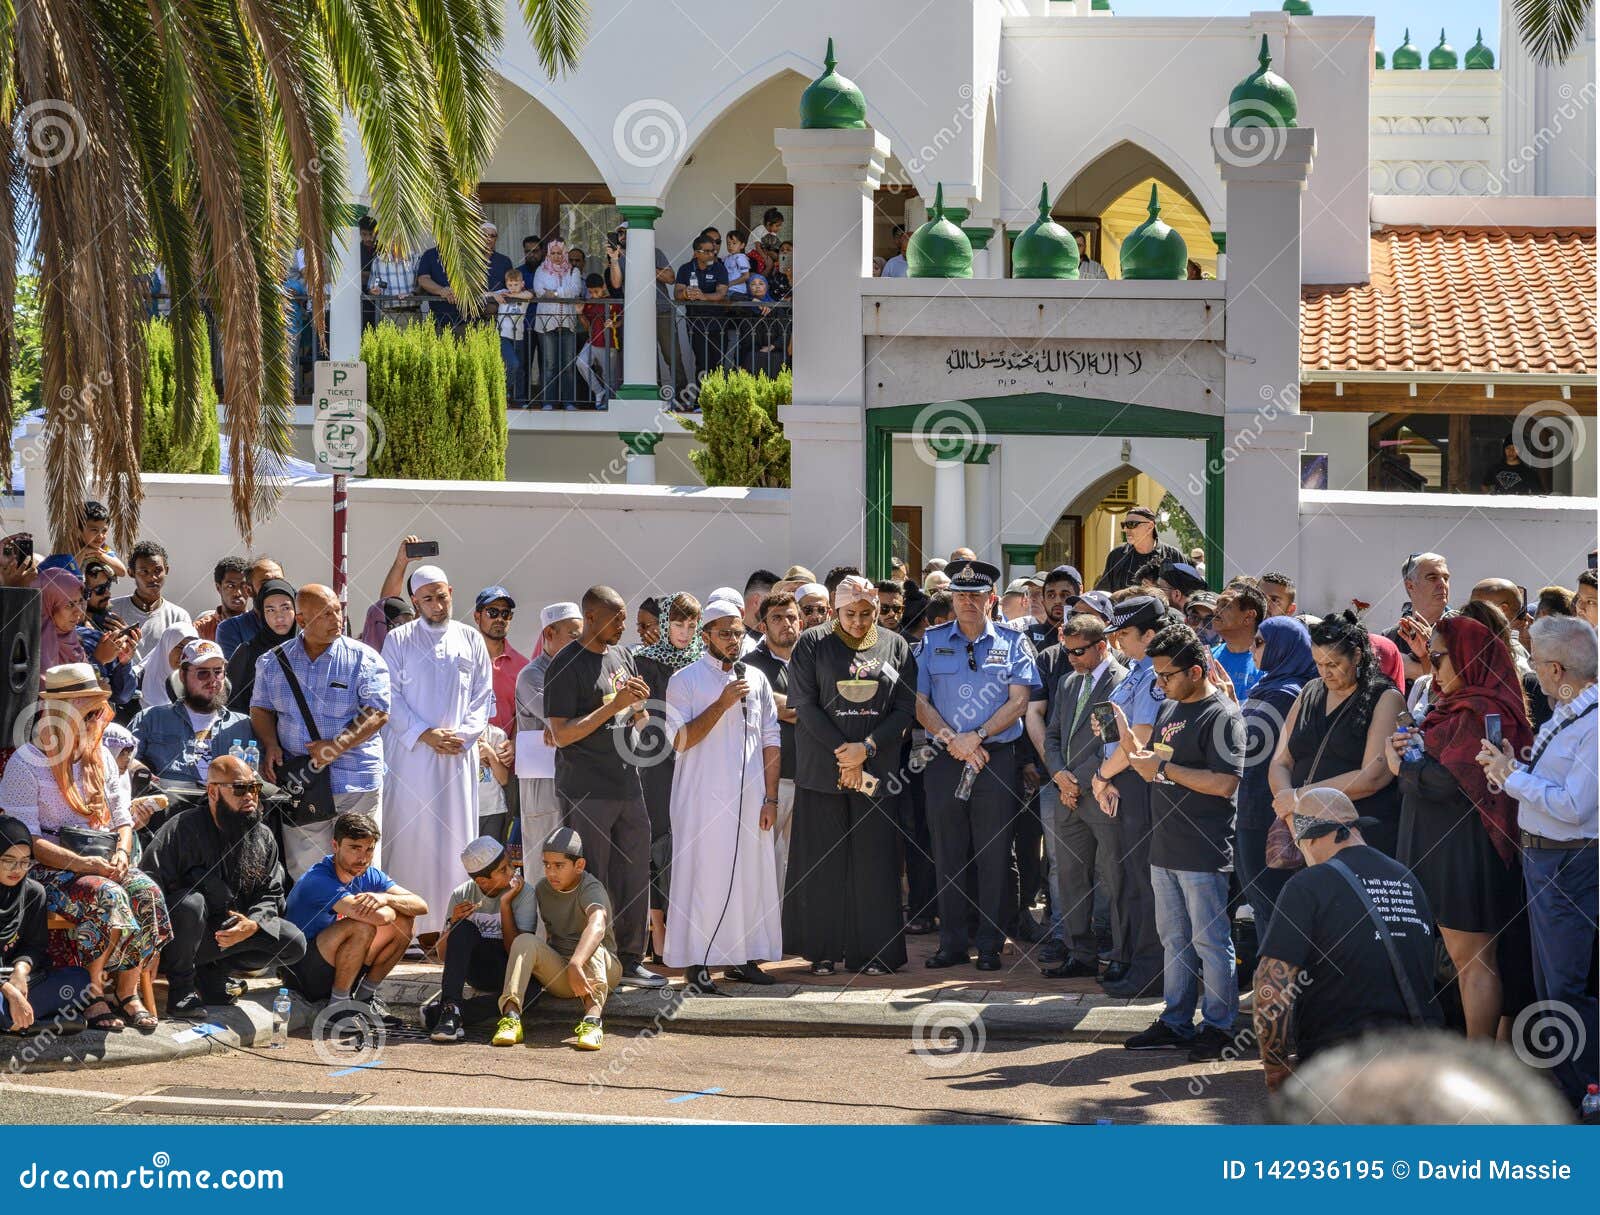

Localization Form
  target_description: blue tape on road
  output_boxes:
[329,1061,384,1077]
[667,1087,725,1104]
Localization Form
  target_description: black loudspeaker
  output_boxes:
[0,586,41,747]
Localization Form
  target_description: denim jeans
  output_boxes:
[1522,845,1598,1103]
[500,335,525,403]
[1151,865,1237,1036]
[536,328,577,407]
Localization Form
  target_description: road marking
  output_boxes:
[328,1061,384,1077]
[1,1080,752,1125]
[667,1086,725,1103]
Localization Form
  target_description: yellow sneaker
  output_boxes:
[491,1012,523,1047]
[573,1018,604,1051]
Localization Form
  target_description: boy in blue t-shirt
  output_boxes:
[282,811,428,1011]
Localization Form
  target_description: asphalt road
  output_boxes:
[2,1023,1269,1125]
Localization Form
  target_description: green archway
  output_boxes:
[865,393,1225,578]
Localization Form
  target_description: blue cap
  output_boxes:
[1159,562,1208,594]
[38,554,82,576]
[475,585,516,610]
[1045,563,1083,588]
[1070,590,1114,621]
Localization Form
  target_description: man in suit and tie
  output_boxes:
[1042,614,1127,979]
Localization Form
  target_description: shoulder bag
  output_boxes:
[272,649,338,826]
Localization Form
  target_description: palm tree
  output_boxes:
[1,0,587,546]
[1514,0,1595,64]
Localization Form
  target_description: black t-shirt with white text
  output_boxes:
[1259,845,1441,1060]
[1148,692,1243,872]
[543,642,643,801]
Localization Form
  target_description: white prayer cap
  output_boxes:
[708,585,742,606]
[408,564,448,595]
[797,582,829,601]
[699,600,742,627]
[540,601,582,629]
[460,835,505,877]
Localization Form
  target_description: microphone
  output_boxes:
[732,660,748,701]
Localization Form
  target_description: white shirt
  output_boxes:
[1503,683,1598,842]
[530,265,584,331]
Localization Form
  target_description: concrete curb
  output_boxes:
[376,974,1172,1043]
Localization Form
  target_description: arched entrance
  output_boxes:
[1052,141,1218,278]
[865,394,1223,579]
[1034,466,1198,587]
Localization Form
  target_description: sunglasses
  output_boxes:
[481,607,514,621]
[1064,643,1097,658]
[211,779,263,796]
[1427,651,1448,669]
[1121,521,1149,531]
[192,668,226,682]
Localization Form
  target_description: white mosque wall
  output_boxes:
[1294,489,1598,619]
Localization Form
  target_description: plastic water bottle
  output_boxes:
[1399,726,1424,765]
[1582,1084,1600,1121]
[229,739,246,763]
[271,987,291,1049]
[954,761,980,802]
[245,741,261,771]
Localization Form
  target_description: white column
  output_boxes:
[621,432,660,485]
[1213,126,1316,581]
[776,126,890,573]
[964,443,997,562]
[329,112,366,362]
[932,451,968,560]
[615,204,664,402]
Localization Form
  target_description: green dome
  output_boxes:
[1392,28,1422,70]
[1375,48,1386,69]
[1119,184,1188,281]
[1091,0,1111,10]
[800,38,867,130]
[1465,29,1495,69]
[907,184,973,279]
[1282,1,1313,14]
[1228,34,1298,128]
[1011,184,1080,280]
[1429,29,1459,69]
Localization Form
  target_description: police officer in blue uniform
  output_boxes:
[915,561,1040,970]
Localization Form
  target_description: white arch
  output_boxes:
[1052,124,1223,226]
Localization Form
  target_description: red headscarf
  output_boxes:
[1422,615,1533,865]
[1370,633,1406,696]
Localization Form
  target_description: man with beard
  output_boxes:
[144,754,307,1017]
[1095,507,1182,593]
[664,601,783,992]
[786,576,917,975]
[132,640,254,794]
[544,586,664,989]
[744,592,802,893]
[380,566,494,946]
[474,585,528,737]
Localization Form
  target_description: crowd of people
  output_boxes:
[0,507,1595,1109]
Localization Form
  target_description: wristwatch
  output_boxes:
[1156,759,1170,783]
[863,737,878,760]
[975,726,989,742]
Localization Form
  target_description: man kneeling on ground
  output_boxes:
[492,827,620,1051]
[426,835,542,1043]
[282,811,428,1023]
[144,754,306,1018]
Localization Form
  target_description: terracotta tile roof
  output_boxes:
[1300,226,1596,376]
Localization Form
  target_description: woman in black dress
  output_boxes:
[1268,613,1404,855]
[0,816,92,1032]
[1385,612,1532,1039]
[785,577,916,975]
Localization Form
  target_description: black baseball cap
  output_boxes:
[1109,594,1163,633]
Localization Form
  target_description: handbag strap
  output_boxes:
[1324,856,1428,1026]
[1306,685,1357,782]
[274,648,324,743]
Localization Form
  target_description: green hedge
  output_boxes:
[677,367,791,488]
[360,321,507,480]
[141,317,220,474]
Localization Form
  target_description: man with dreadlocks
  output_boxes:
[144,753,306,1018]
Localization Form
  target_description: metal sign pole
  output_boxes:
[333,472,349,609]
[312,359,368,624]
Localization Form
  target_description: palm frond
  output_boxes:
[519,0,587,76]
[1512,0,1594,65]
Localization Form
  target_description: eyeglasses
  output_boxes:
[481,607,514,621]
[1427,651,1448,669]
[1187,611,1214,625]
[1152,666,1184,684]
[0,855,31,873]
[211,779,263,796]
[1064,643,1096,658]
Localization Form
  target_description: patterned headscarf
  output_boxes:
[635,593,704,672]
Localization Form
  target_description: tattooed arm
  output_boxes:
[1254,955,1300,1093]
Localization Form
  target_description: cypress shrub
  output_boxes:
[141,317,220,474]
[361,320,507,480]
[677,367,790,487]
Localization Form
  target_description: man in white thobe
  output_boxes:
[664,600,782,993]
[380,565,494,941]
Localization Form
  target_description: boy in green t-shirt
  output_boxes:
[494,827,621,1051]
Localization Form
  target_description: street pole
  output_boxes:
[333,472,349,610]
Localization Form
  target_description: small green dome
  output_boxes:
[907,184,973,279]
[1091,0,1111,10]
[1429,29,1459,69]
[1282,1,1313,15]
[800,38,867,130]
[1465,29,1495,69]
[1392,28,1422,70]
[1011,184,1080,280]
[1228,34,1298,128]
[1375,48,1386,69]
[1119,184,1188,281]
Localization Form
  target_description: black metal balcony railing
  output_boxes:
[148,290,790,412]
